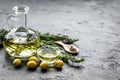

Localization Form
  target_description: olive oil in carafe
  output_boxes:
[3,28,40,57]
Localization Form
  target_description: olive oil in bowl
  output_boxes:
[37,47,61,65]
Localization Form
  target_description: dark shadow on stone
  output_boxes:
[26,68,37,72]
[71,53,78,56]
[4,51,13,64]
[56,67,62,71]
[0,44,3,49]
[14,65,22,69]
[41,69,48,73]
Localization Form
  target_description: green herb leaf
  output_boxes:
[0,29,8,46]
[60,52,84,63]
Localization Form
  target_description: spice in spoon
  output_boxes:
[70,46,77,52]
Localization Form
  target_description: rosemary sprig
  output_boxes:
[60,52,84,63]
[39,32,79,44]
[0,29,8,46]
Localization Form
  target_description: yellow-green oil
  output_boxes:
[37,48,60,63]
[3,28,40,58]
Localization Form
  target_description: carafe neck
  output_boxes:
[13,5,29,28]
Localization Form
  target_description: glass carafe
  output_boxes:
[3,5,40,60]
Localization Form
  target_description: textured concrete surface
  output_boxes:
[0,0,120,80]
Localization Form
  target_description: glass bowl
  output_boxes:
[37,47,61,65]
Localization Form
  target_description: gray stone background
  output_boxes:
[0,0,120,80]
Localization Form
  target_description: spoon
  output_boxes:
[54,41,79,54]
